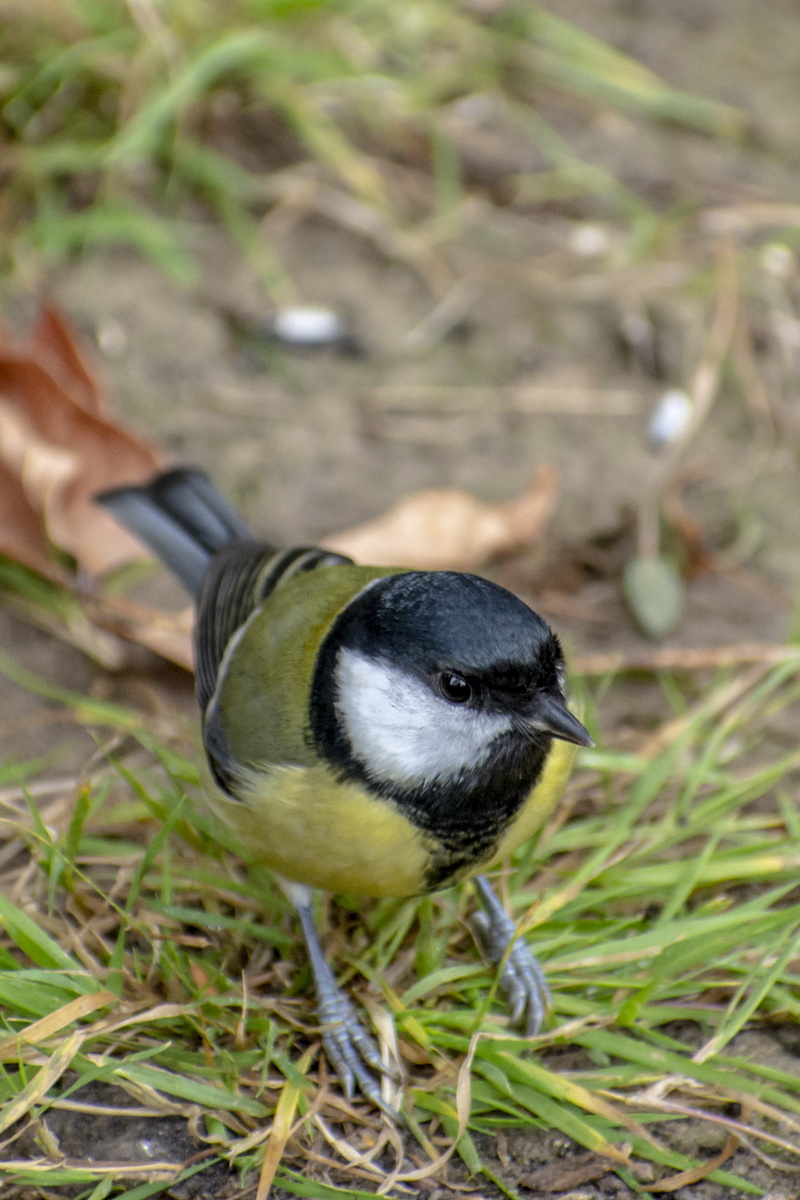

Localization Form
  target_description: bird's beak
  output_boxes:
[536,694,594,747]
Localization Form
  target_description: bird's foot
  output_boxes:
[472,874,550,1036]
[288,885,399,1115]
[315,973,398,1116]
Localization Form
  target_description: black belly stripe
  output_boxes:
[415,739,549,890]
[316,703,550,889]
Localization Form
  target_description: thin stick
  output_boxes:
[572,641,794,677]
[636,241,740,560]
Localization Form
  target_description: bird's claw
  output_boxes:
[472,876,551,1036]
[292,892,400,1115]
[316,983,398,1116]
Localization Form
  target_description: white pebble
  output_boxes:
[648,388,693,448]
[95,316,128,357]
[760,242,794,280]
[569,224,610,257]
[271,306,344,345]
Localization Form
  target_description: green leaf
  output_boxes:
[0,893,89,978]
[0,975,87,1017]
[623,554,685,639]
[114,1062,267,1116]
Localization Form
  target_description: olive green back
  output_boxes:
[214,564,397,768]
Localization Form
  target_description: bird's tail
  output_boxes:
[97,467,253,596]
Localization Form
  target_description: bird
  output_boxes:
[97,467,592,1112]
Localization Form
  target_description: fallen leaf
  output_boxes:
[324,463,558,569]
[0,460,64,580]
[30,305,105,415]
[647,1133,739,1192]
[0,311,162,576]
[84,592,193,670]
[0,401,77,510]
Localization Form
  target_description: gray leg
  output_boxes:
[285,883,397,1115]
[471,874,551,1035]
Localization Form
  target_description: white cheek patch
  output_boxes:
[335,648,512,787]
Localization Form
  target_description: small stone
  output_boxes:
[96,315,128,357]
[569,224,611,257]
[271,306,345,346]
[647,388,693,449]
[760,242,794,280]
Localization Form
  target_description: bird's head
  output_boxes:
[310,571,592,794]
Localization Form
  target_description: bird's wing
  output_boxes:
[195,543,352,715]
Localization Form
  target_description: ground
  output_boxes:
[2,1,800,1197]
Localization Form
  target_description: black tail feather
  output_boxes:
[97,467,253,596]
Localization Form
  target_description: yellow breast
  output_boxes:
[207,762,433,896]
[203,736,578,898]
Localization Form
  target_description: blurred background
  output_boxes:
[2,0,800,687]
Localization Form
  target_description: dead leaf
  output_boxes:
[83,592,194,670]
[0,460,64,580]
[30,305,105,415]
[646,1133,739,1192]
[0,401,78,509]
[0,311,162,576]
[323,463,558,569]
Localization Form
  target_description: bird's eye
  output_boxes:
[439,673,472,704]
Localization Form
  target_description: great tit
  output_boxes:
[97,468,591,1111]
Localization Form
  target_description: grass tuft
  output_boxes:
[0,651,798,1193]
[1,1,749,285]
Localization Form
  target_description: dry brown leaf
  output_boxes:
[646,1133,739,1192]
[0,311,162,576]
[30,305,105,415]
[323,463,558,569]
[0,460,65,580]
[84,592,194,670]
